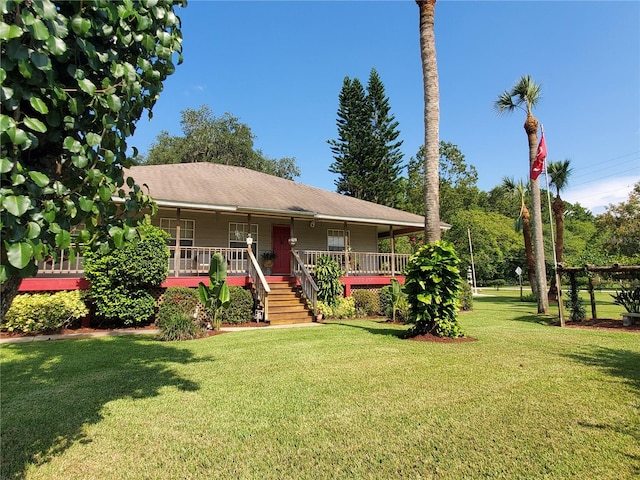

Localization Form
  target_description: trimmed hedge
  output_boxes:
[352,289,381,317]
[218,286,254,325]
[2,291,88,333]
[158,287,202,326]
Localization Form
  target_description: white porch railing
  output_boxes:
[292,250,318,315]
[299,251,409,276]
[168,246,248,276]
[37,250,84,275]
[246,247,270,320]
[35,247,409,278]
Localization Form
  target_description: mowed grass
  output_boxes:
[1,294,638,479]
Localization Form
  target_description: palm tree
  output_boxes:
[501,177,537,295]
[547,159,573,264]
[495,75,549,314]
[416,0,440,243]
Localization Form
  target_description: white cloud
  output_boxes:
[562,177,638,214]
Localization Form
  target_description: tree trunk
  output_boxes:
[0,275,23,321]
[521,204,537,295]
[552,196,564,263]
[524,113,549,314]
[417,0,441,243]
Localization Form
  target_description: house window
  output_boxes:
[229,223,258,253]
[160,218,195,257]
[327,229,350,252]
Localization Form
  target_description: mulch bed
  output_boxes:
[559,318,640,333]
[408,334,477,343]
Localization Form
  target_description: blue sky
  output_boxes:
[131,0,640,214]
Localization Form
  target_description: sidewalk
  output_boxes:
[0,322,322,345]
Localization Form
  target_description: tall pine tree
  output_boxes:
[328,69,403,207]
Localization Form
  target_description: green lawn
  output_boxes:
[2,293,638,479]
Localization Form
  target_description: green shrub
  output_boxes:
[84,224,169,326]
[404,241,464,338]
[315,256,344,306]
[379,285,410,323]
[566,274,586,321]
[459,282,473,311]
[317,297,356,319]
[157,312,203,341]
[158,287,201,325]
[352,289,381,317]
[95,287,157,327]
[611,283,640,313]
[2,291,88,333]
[219,287,254,324]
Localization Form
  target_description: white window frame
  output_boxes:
[160,218,195,257]
[327,229,350,252]
[229,222,258,253]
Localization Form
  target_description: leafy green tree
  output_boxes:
[0,0,185,318]
[594,181,640,260]
[328,69,404,207]
[416,0,440,242]
[403,142,479,222]
[142,105,300,180]
[495,75,549,314]
[443,208,522,283]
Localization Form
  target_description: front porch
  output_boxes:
[21,246,409,294]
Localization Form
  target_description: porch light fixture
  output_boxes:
[288,237,298,247]
[246,233,253,246]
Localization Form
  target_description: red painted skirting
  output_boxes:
[18,275,405,294]
[19,277,90,292]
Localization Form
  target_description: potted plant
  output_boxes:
[611,284,640,326]
[260,250,277,275]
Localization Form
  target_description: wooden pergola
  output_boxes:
[556,264,640,320]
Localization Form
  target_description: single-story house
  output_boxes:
[23,163,448,324]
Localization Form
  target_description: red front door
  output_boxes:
[271,225,291,275]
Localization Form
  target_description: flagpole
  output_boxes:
[467,227,478,295]
[541,125,565,327]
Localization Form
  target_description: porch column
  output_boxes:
[290,217,295,275]
[343,221,350,276]
[389,225,395,276]
[174,208,181,277]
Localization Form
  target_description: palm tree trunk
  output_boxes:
[552,196,564,263]
[525,113,549,314]
[521,205,537,295]
[417,0,441,243]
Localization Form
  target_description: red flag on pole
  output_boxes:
[530,132,547,180]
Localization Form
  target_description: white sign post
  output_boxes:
[515,266,523,300]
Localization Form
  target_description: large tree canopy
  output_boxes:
[141,105,301,180]
[328,68,404,207]
[402,142,480,222]
[0,0,185,317]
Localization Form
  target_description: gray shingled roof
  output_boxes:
[127,163,429,230]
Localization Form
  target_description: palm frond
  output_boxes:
[493,91,517,116]
[512,75,542,112]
